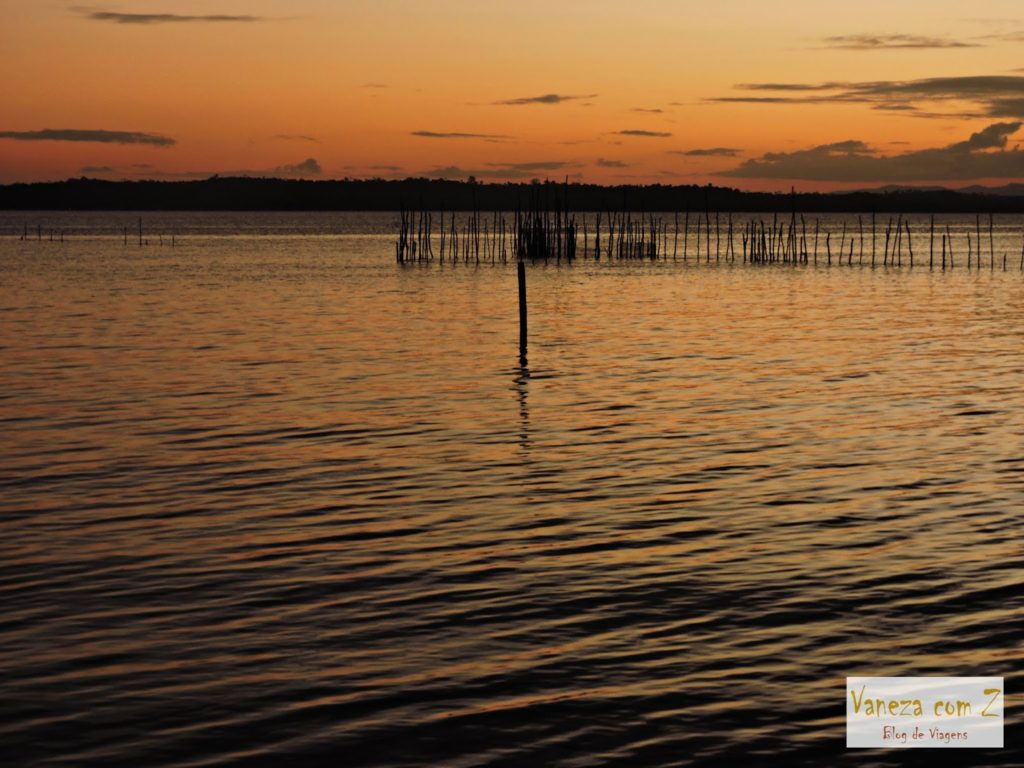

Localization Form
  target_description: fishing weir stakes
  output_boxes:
[16,216,179,247]
[394,200,1024,351]
[395,205,1024,270]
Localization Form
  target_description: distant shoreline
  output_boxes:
[2,177,1023,214]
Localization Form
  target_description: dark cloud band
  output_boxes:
[412,131,512,140]
[718,122,1023,181]
[424,161,573,179]
[709,76,1024,119]
[494,93,597,105]
[86,12,263,25]
[617,130,672,138]
[274,134,319,143]
[672,147,742,157]
[0,129,175,146]
[822,34,980,50]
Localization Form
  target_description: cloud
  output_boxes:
[632,108,664,113]
[672,147,742,157]
[272,158,321,175]
[144,171,215,179]
[145,157,322,179]
[423,166,471,179]
[80,165,114,173]
[735,82,846,92]
[422,162,572,180]
[412,130,512,140]
[822,34,980,50]
[82,11,263,24]
[0,128,175,146]
[955,122,1019,150]
[717,122,1024,181]
[596,158,628,167]
[273,134,318,143]
[350,164,405,179]
[964,17,1022,26]
[708,76,1024,119]
[493,93,597,105]
[987,98,1024,117]
[981,31,1024,42]
[484,161,571,171]
[616,129,672,137]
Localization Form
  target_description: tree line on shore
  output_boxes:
[1,176,1022,213]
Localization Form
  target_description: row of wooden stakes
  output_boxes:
[18,218,177,246]
[397,209,1024,270]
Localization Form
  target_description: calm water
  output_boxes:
[1,212,1021,767]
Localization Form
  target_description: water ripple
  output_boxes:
[1,213,1021,766]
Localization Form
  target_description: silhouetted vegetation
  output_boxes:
[1,177,1023,213]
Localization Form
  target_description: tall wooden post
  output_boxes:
[518,260,527,357]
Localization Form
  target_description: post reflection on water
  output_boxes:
[515,351,531,453]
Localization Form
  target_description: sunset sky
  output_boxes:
[2,0,1024,190]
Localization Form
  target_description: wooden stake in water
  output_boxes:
[673,211,678,260]
[705,214,711,263]
[894,214,902,267]
[858,215,864,265]
[989,213,995,271]
[929,215,934,269]
[976,215,982,267]
[715,211,720,262]
[683,209,689,262]
[813,219,819,266]
[517,260,528,357]
[871,211,876,266]
[883,219,891,266]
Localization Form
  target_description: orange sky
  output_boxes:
[2,0,1023,190]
